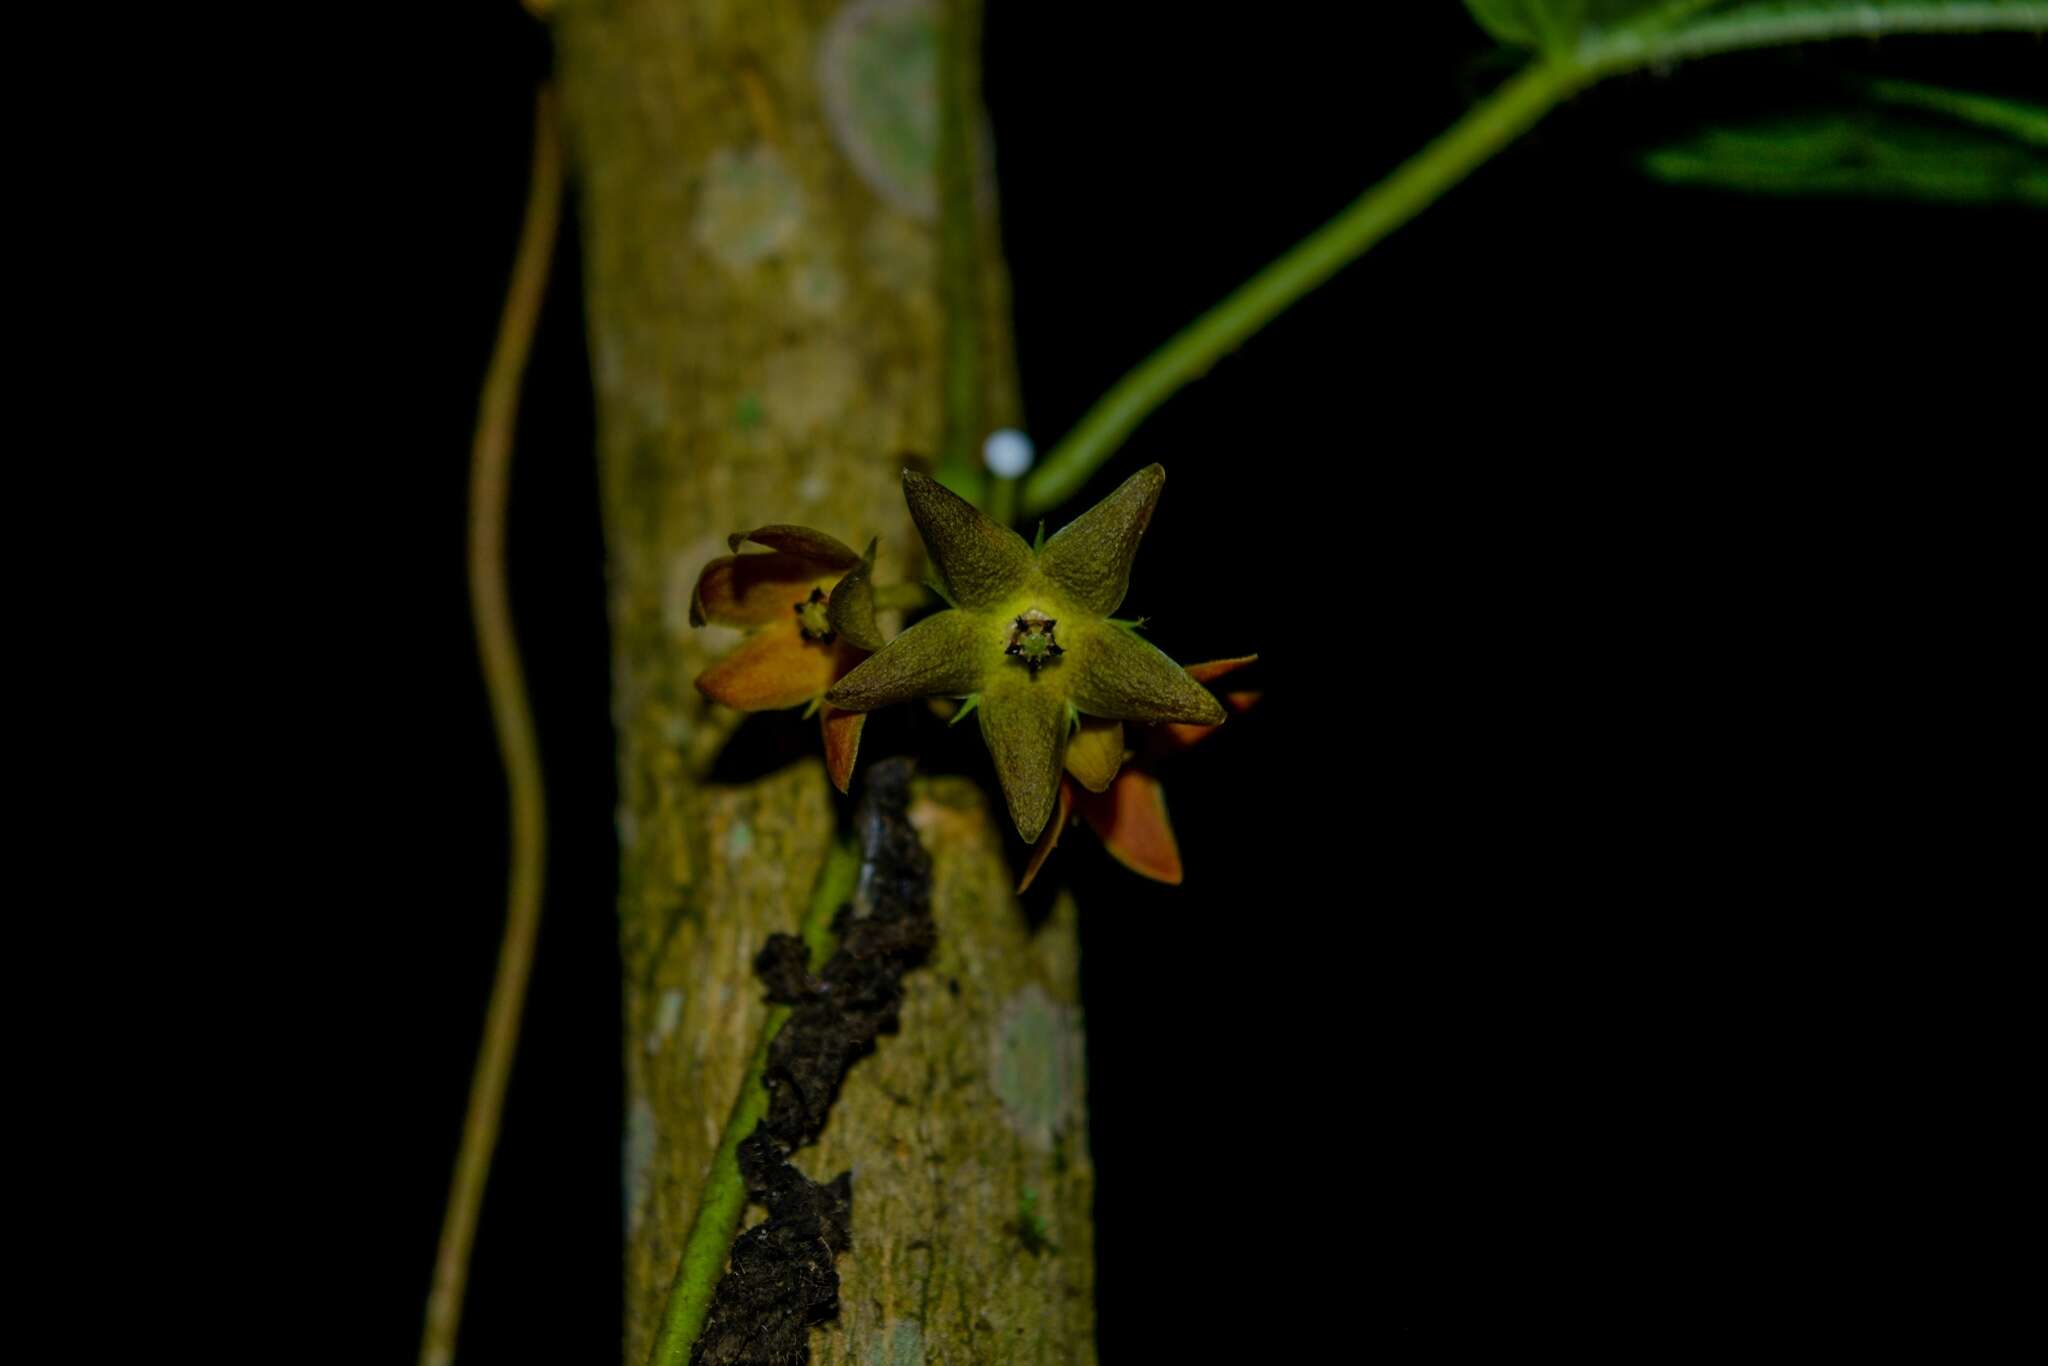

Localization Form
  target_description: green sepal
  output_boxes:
[826,537,887,651]
[977,675,1069,842]
[1036,464,1164,616]
[902,470,1035,610]
[1066,625,1225,726]
[1062,715,1125,793]
[826,609,988,711]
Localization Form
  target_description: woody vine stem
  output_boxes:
[429,6,2048,1364]
[423,84,562,1366]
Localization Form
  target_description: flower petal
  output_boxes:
[825,609,989,711]
[1154,722,1215,753]
[1183,654,1258,685]
[902,470,1034,609]
[1062,716,1124,793]
[1075,769,1183,885]
[826,538,886,651]
[1016,778,1075,894]
[977,673,1069,842]
[820,704,865,795]
[691,553,834,629]
[1153,685,1260,755]
[729,524,862,568]
[695,626,838,711]
[1163,684,1253,757]
[1067,624,1226,726]
[1036,463,1163,616]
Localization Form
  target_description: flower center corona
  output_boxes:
[793,587,834,643]
[1005,609,1063,674]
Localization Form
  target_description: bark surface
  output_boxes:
[553,2,1094,1360]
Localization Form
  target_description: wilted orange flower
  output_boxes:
[689,525,886,794]
[1019,655,1260,891]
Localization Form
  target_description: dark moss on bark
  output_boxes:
[693,761,935,1366]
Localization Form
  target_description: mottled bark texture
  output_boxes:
[553,1,1093,1360]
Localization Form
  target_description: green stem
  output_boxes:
[1020,1,2048,518]
[646,836,861,1366]
[986,474,1018,528]
[1019,58,1587,517]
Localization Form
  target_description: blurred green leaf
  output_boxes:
[1588,1,2048,68]
[1643,93,2048,204]
[1465,0,1568,49]
[1466,0,1725,55]
[1863,78,2048,147]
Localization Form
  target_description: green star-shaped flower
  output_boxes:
[826,464,1224,841]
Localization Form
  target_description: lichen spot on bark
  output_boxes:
[818,0,939,221]
[990,983,1080,1153]
[650,987,686,1053]
[624,1096,658,1237]
[692,144,805,273]
[867,1320,925,1366]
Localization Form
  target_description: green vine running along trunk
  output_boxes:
[552,1,1096,1360]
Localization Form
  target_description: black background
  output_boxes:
[327,4,2043,1360]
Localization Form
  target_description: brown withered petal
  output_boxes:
[696,628,840,711]
[978,674,1069,841]
[1062,717,1125,793]
[826,537,886,652]
[1066,625,1226,727]
[1076,769,1183,885]
[1036,463,1164,616]
[901,470,1034,609]
[1152,656,1260,753]
[825,609,988,711]
[1016,779,1075,894]
[727,524,862,568]
[821,705,865,795]
[691,552,833,629]
[1183,654,1258,685]
[1157,690,1259,754]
